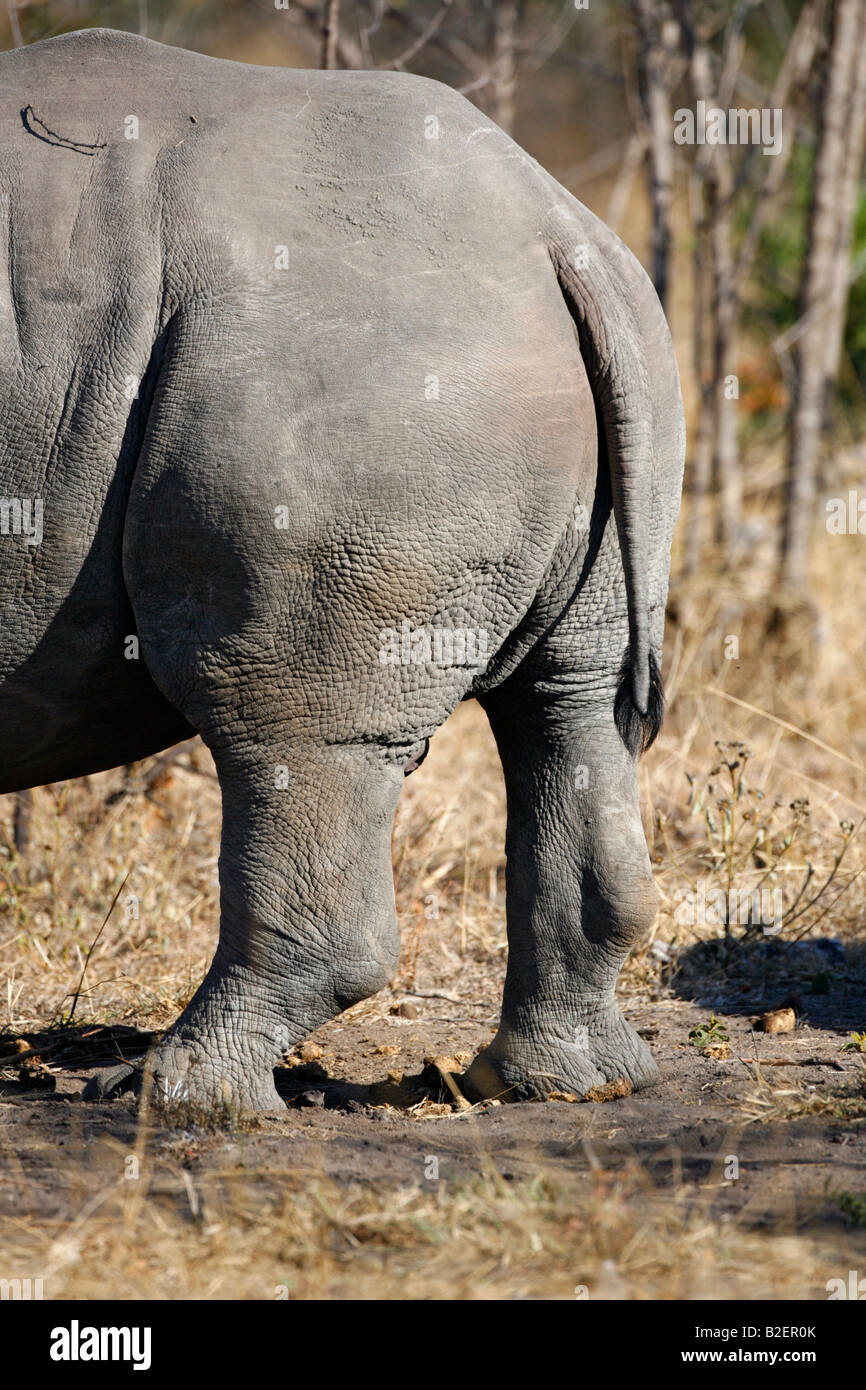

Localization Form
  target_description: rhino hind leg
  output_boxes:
[86,740,405,1114]
[464,596,660,1105]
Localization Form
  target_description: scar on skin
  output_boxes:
[21,104,106,156]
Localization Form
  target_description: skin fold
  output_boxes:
[0,29,685,1111]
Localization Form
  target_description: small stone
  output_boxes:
[374,1044,400,1056]
[757,1007,796,1034]
[584,1077,632,1103]
[297,1089,325,1108]
[386,1069,404,1085]
[422,1054,463,1075]
[298,1041,323,1062]
[390,1002,419,1019]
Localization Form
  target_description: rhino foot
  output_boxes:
[462,1004,658,1104]
[83,1035,285,1116]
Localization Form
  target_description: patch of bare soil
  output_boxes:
[2,993,863,1251]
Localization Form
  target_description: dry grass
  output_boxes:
[2,1134,856,1301]
[641,524,866,976]
[2,516,866,1299]
[737,1064,866,1125]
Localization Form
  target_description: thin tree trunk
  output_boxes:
[678,12,742,560]
[734,0,824,285]
[683,169,714,577]
[606,131,647,232]
[711,191,741,553]
[631,0,675,310]
[7,1,23,47]
[781,0,866,588]
[489,0,523,134]
[679,0,822,576]
[819,28,866,429]
[322,0,341,70]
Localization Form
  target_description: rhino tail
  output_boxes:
[542,204,666,755]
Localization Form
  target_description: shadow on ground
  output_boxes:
[667,932,866,1032]
[0,1024,457,1112]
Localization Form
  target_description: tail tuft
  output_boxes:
[614,648,664,756]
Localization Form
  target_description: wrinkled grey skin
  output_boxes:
[0,29,684,1111]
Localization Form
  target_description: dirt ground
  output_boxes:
[1,999,863,1198]
[1,675,865,1299]
[2,981,865,1299]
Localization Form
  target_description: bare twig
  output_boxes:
[66,871,131,1025]
[384,0,453,72]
